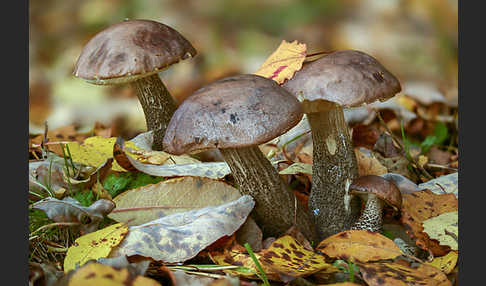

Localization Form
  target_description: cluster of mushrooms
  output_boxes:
[74,19,404,242]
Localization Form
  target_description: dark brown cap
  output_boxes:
[283,50,401,109]
[163,74,303,155]
[74,19,197,85]
[349,175,402,210]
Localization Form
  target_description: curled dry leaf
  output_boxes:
[32,197,115,234]
[254,40,307,84]
[401,190,458,256]
[110,196,255,263]
[316,230,403,263]
[355,148,388,176]
[114,137,231,179]
[108,176,242,226]
[357,261,451,286]
[64,222,129,273]
[210,234,338,281]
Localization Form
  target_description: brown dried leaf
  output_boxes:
[357,261,451,286]
[401,190,458,256]
[316,230,403,263]
[355,149,388,176]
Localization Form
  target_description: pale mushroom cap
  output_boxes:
[350,175,402,209]
[283,50,401,107]
[163,74,303,155]
[74,19,197,85]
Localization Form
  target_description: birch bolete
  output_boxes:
[283,50,401,239]
[74,19,197,150]
[163,74,317,241]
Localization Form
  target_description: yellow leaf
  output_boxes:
[254,40,306,84]
[422,211,458,250]
[316,230,403,263]
[425,251,458,274]
[68,262,161,286]
[210,235,337,281]
[357,261,451,286]
[67,136,140,171]
[64,222,129,273]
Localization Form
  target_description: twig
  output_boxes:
[374,109,433,180]
[30,222,81,237]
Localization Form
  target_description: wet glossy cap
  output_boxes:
[283,50,401,110]
[350,175,402,210]
[74,19,197,85]
[163,74,303,155]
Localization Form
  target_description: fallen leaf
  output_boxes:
[66,136,141,171]
[425,251,458,274]
[254,40,307,84]
[357,261,451,286]
[316,230,403,263]
[172,271,216,286]
[113,137,231,179]
[355,148,388,176]
[110,196,254,263]
[236,217,263,252]
[418,172,458,198]
[64,222,129,272]
[401,190,458,256]
[210,235,338,281]
[352,124,381,149]
[66,262,161,286]
[279,162,312,175]
[32,197,115,234]
[108,177,241,226]
[422,211,458,250]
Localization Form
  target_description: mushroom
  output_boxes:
[74,19,197,150]
[163,74,317,241]
[349,175,402,232]
[283,50,401,239]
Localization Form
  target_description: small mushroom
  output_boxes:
[163,74,317,241]
[283,50,401,239]
[349,175,402,232]
[74,19,197,150]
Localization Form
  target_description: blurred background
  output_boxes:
[29,0,458,138]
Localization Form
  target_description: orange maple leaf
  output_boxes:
[254,40,307,84]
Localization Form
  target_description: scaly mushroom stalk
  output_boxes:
[350,193,384,232]
[306,102,361,238]
[132,74,178,150]
[220,146,317,241]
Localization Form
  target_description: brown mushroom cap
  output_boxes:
[74,19,197,85]
[163,74,303,155]
[349,175,402,210]
[283,50,401,108]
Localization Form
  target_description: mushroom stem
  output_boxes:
[132,73,178,151]
[350,194,384,232]
[220,146,317,241]
[307,104,361,239]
